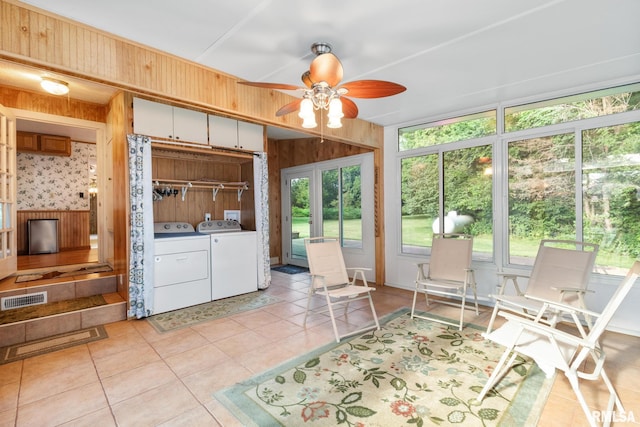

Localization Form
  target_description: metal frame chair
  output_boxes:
[478,260,640,427]
[411,233,479,330]
[303,237,380,342]
[487,239,599,333]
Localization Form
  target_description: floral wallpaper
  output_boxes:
[17,141,96,210]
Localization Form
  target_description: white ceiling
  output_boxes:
[6,0,640,140]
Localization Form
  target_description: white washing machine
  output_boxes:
[153,222,211,314]
[197,220,258,300]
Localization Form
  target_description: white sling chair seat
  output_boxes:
[478,260,640,427]
[411,233,479,330]
[304,237,380,343]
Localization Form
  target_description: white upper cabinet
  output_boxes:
[133,98,208,145]
[238,120,264,151]
[208,115,238,148]
[209,115,264,152]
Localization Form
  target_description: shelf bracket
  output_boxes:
[212,184,224,201]
[181,182,192,201]
[237,185,246,202]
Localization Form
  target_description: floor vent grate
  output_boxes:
[1,292,48,310]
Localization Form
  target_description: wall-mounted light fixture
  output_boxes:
[40,77,69,96]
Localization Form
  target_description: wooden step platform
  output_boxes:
[0,270,126,347]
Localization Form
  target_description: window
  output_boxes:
[507,133,576,265]
[399,111,496,151]
[505,83,640,132]
[582,123,640,274]
[400,154,438,254]
[321,165,363,248]
[400,144,493,259]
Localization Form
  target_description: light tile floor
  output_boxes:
[0,270,638,426]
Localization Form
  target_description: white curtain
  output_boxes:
[128,134,155,318]
[254,152,271,289]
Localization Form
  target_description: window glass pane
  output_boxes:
[321,169,339,239]
[505,83,640,132]
[399,111,496,151]
[443,145,493,260]
[508,133,576,265]
[583,123,640,275]
[341,165,362,248]
[400,154,438,255]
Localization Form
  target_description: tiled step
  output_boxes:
[0,274,127,347]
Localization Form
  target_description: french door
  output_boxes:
[281,153,374,280]
[0,105,17,280]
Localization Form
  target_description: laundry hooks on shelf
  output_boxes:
[152,178,249,201]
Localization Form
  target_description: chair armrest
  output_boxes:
[550,286,594,294]
[524,294,601,319]
[415,262,430,281]
[346,268,372,287]
[495,272,529,296]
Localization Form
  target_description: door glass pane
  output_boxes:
[508,133,575,265]
[341,165,362,248]
[290,176,310,261]
[443,145,493,260]
[400,154,438,255]
[583,123,640,275]
[321,169,339,238]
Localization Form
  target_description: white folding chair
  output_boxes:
[487,239,598,333]
[411,233,479,330]
[303,237,380,343]
[478,260,640,427]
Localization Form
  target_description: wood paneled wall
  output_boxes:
[0,86,107,122]
[0,0,382,149]
[17,210,89,254]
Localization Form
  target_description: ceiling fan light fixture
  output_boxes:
[326,98,343,128]
[301,114,318,129]
[40,77,69,95]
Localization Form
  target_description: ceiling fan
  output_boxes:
[238,42,406,129]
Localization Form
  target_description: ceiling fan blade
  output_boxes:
[238,81,302,91]
[339,80,406,98]
[309,53,343,87]
[275,99,302,117]
[341,97,359,119]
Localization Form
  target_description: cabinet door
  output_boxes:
[172,106,208,144]
[208,115,238,148]
[40,135,71,156]
[133,98,173,139]
[237,121,264,151]
[16,131,39,152]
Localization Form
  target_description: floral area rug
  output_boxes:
[215,309,553,426]
[147,291,282,333]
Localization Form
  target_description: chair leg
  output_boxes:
[478,349,519,401]
[324,294,341,343]
[458,289,466,330]
[303,285,315,326]
[368,293,381,331]
[486,304,500,334]
[411,283,420,318]
[599,368,625,415]
[566,373,598,427]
